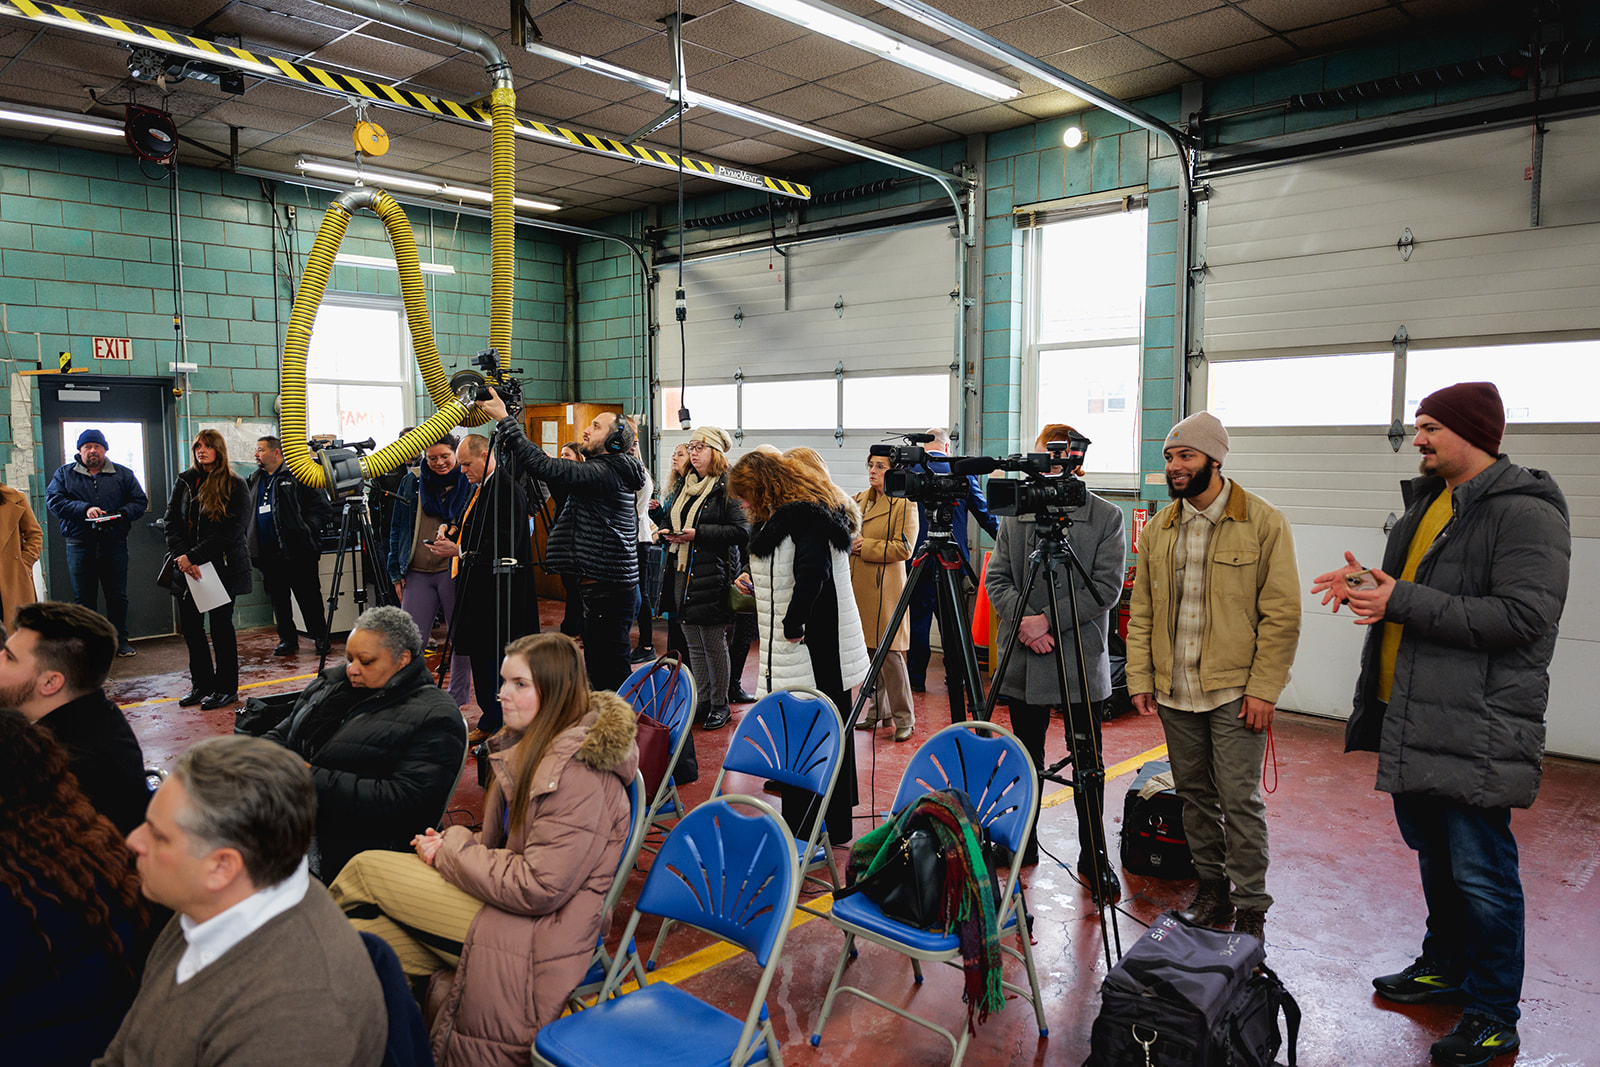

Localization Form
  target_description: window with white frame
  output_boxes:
[1023,206,1146,477]
[306,296,413,443]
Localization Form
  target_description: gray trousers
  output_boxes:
[683,622,730,718]
[1158,698,1272,912]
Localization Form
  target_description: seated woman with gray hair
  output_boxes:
[265,605,468,882]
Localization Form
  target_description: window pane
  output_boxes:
[308,305,402,380]
[743,379,836,430]
[1209,353,1392,426]
[61,421,147,489]
[1037,345,1140,473]
[1406,341,1600,423]
[1037,211,1147,345]
[843,374,950,429]
[660,383,738,430]
[308,383,405,442]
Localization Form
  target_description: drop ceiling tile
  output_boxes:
[547,65,649,99]
[1095,60,1196,99]
[746,35,879,81]
[750,83,862,122]
[1285,10,1412,52]
[1131,5,1274,60]
[604,38,727,81]
[194,99,311,136]
[938,103,1034,134]
[569,101,671,135]
[865,123,960,150]
[411,56,504,99]
[217,0,367,33]
[680,5,811,59]
[353,22,466,60]
[198,5,345,58]
[815,104,923,139]
[23,34,125,82]
[545,151,641,176]
[1181,35,1299,78]
[637,119,746,152]
[883,82,999,122]
[684,60,804,102]
[533,5,658,57]
[1008,88,1093,119]
[934,0,1066,29]
[711,137,800,164]
[116,0,263,29]
[1399,0,1502,17]
[818,58,940,99]
[990,8,1116,55]
[755,130,821,152]
[1235,0,1392,32]
[1070,0,1225,34]
[1042,34,1166,81]
[407,118,501,150]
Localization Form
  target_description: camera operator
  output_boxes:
[477,389,647,692]
[984,425,1126,899]
[909,427,998,722]
[428,433,532,742]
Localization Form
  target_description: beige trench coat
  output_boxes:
[0,484,42,631]
[849,489,915,652]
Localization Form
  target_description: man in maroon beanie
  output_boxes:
[1311,381,1570,1067]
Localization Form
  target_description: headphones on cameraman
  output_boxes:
[603,414,635,455]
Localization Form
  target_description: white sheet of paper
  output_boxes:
[185,562,232,613]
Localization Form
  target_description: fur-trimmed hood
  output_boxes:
[749,499,854,558]
[575,689,639,771]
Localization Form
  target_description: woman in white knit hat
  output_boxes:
[653,426,749,732]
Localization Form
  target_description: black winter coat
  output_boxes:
[652,475,749,626]
[265,658,467,882]
[35,689,149,836]
[452,468,534,651]
[494,416,645,584]
[164,469,253,598]
[246,465,332,562]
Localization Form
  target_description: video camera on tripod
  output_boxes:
[871,433,982,503]
[309,436,377,505]
[449,348,525,418]
[986,432,1092,518]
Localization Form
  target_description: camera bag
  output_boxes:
[1084,911,1299,1067]
[1120,760,1196,879]
[234,690,303,737]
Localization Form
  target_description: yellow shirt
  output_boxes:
[1378,489,1454,701]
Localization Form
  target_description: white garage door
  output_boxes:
[1199,116,1600,760]
[655,221,959,497]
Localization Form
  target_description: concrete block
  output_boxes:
[1,193,61,227]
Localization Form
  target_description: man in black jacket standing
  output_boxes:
[0,601,149,834]
[248,437,333,656]
[478,390,645,692]
[1314,382,1570,1067]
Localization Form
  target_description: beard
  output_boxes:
[0,677,36,709]
[1166,462,1215,500]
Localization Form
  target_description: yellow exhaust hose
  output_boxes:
[279,186,480,488]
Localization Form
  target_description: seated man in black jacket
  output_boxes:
[478,390,647,692]
[264,606,466,882]
[0,601,149,834]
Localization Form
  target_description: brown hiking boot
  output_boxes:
[1180,879,1235,927]
[1234,907,1266,943]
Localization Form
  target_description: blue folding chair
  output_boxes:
[565,770,649,1011]
[810,721,1046,1067]
[619,657,697,859]
[532,795,801,1067]
[644,687,844,970]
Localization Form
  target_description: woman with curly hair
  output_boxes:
[164,428,252,710]
[0,709,148,1065]
[728,449,869,844]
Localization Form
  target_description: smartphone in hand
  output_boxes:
[1346,568,1378,592]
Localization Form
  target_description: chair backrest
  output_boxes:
[436,715,470,829]
[633,795,800,967]
[360,931,432,1067]
[892,721,1038,857]
[714,687,843,797]
[600,771,649,918]
[622,659,696,746]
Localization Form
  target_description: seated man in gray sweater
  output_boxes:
[97,735,385,1067]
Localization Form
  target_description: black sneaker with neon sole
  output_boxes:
[1430,1014,1519,1067]
[1373,956,1468,1005]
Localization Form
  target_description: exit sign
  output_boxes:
[93,337,132,361]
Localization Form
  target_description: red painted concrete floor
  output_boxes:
[113,607,1600,1067]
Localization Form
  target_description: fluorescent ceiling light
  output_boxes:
[0,103,124,138]
[294,157,560,212]
[334,253,455,275]
[733,0,1021,100]
[16,11,278,77]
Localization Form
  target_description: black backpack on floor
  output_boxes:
[1084,911,1299,1067]
[1120,760,1196,879]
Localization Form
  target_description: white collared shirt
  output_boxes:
[175,856,311,984]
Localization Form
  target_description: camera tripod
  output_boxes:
[318,489,396,673]
[980,510,1123,966]
[848,497,987,731]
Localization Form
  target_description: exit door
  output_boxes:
[40,377,178,639]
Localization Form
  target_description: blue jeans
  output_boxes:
[65,539,130,644]
[1392,793,1524,1024]
[580,581,639,693]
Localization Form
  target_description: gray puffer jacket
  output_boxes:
[1346,457,1570,809]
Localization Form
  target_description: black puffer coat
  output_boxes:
[164,468,252,597]
[652,474,749,626]
[264,658,467,881]
[495,415,645,584]
[1346,458,1570,809]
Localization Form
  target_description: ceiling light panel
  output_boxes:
[0,103,123,137]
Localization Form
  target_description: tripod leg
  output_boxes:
[321,504,356,674]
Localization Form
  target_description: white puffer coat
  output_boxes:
[749,501,870,698]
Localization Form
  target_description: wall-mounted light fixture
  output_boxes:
[293,156,560,212]
[732,0,1021,101]
[1062,126,1084,148]
[0,103,124,138]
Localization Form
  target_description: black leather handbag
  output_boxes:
[841,826,946,929]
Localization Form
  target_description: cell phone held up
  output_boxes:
[1345,568,1378,593]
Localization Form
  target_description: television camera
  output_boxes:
[449,348,524,418]
[986,432,1092,518]
[871,433,976,503]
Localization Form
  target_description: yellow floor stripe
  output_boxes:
[1040,741,1168,809]
[118,670,319,710]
